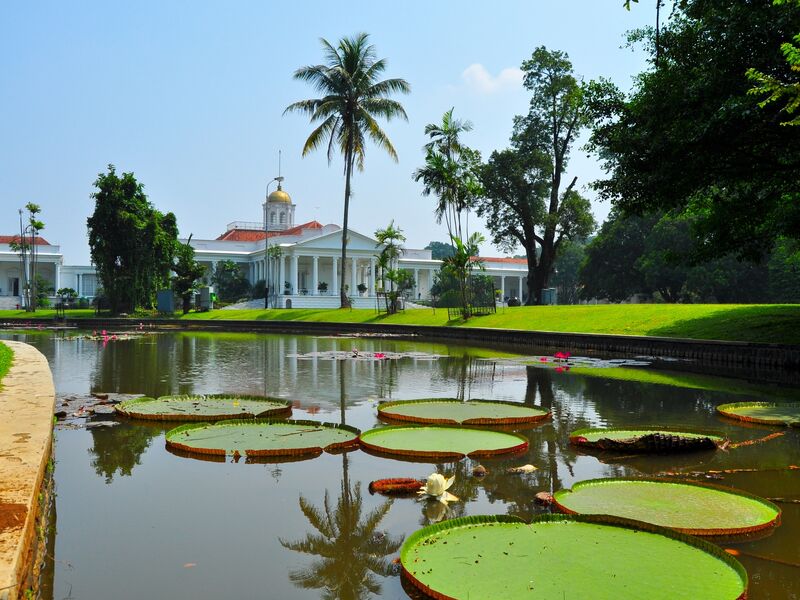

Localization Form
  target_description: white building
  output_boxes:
[1,182,531,309]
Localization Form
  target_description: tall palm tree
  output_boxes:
[285,33,410,308]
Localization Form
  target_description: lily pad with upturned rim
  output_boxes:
[569,426,725,453]
[165,419,360,458]
[400,514,747,600]
[377,399,550,426]
[116,394,292,422]
[717,402,800,427]
[552,478,781,537]
[359,426,528,460]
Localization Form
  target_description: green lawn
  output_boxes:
[1,304,798,344]
[0,342,13,390]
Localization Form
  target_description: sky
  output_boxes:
[0,1,654,264]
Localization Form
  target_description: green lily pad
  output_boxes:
[377,399,549,426]
[569,427,725,453]
[553,478,780,536]
[401,514,747,600]
[116,394,292,421]
[358,425,528,460]
[717,402,800,427]
[165,419,360,458]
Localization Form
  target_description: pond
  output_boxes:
[2,330,798,599]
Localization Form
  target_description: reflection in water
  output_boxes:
[3,330,799,600]
[88,423,163,483]
[280,456,402,600]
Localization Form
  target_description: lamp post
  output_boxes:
[264,176,283,309]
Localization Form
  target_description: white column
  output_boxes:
[518,275,524,300]
[312,256,319,295]
[291,255,299,294]
[332,257,339,294]
[501,275,506,299]
[350,257,357,294]
[76,273,81,296]
[369,257,376,294]
[414,268,419,297]
[55,263,61,292]
[279,255,286,293]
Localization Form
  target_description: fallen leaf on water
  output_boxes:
[183,563,197,568]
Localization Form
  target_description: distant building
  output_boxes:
[1,181,531,308]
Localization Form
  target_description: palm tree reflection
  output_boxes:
[279,472,402,600]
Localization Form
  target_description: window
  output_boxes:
[270,212,276,225]
[280,213,286,224]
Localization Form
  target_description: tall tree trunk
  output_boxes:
[525,240,538,306]
[340,146,353,309]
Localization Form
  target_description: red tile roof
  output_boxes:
[0,235,52,245]
[472,256,527,264]
[216,221,324,242]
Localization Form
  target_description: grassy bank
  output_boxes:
[0,342,13,389]
[1,304,798,344]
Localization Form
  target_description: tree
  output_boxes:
[587,0,800,261]
[478,47,596,305]
[211,260,251,302]
[747,0,800,126]
[10,203,45,311]
[172,235,206,314]
[414,109,483,244]
[424,241,456,260]
[87,165,178,313]
[440,232,485,318]
[285,33,410,308]
[550,240,587,305]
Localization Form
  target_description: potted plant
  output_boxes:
[284,281,291,295]
[317,281,328,295]
[357,283,367,296]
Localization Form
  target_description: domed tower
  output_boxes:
[263,180,295,231]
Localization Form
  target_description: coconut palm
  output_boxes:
[285,33,410,308]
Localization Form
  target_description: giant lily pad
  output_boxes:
[569,427,725,453]
[377,399,549,426]
[717,402,800,427]
[553,478,780,537]
[116,394,292,421]
[165,419,360,458]
[400,514,747,600]
[358,426,528,460]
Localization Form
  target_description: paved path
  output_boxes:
[0,341,54,600]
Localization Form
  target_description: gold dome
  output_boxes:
[268,185,291,204]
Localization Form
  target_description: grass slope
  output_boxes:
[0,304,798,344]
[0,342,13,390]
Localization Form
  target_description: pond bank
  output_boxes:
[6,317,799,376]
[0,341,55,600]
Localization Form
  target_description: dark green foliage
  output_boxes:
[34,275,53,308]
[172,237,206,314]
[424,241,456,260]
[550,240,587,305]
[587,0,800,260]
[87,165,179,313]
[211,260,251,302]
[0,343,12,387]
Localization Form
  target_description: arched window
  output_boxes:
[279,212,286,224]
[270,212,276,224]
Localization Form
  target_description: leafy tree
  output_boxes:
[10,203,45,311]
[172,235,206,314]
[211,260,251,302]
[285,33,410,308]
[414,109,483,244]
[478,47,596,305]
[747,0,800,126]
[579,210,656,302]
[424,240,456,260]
[587,0,800,260]
[87,165,178,313]
[440,232,485,317]
[550,240,587,305]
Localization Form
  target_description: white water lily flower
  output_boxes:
[417,473,459,505]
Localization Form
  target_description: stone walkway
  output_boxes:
[0,341,55,600]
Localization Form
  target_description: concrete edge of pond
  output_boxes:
[0,341,55,600]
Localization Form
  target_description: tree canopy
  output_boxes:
[87,165,178,313]
[587,0,800,261]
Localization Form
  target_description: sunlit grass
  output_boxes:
[1,304,798,344]
[0,342,13,389]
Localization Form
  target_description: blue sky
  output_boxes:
[0,1,653,263]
